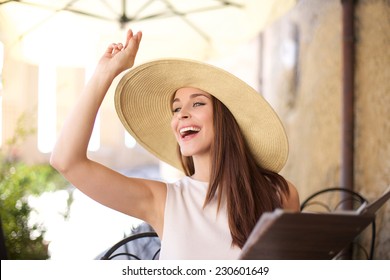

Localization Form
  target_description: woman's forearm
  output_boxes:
[50,70,114,173]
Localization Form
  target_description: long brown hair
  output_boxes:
[178,96,290,248]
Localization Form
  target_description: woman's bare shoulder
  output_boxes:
[282,180,301,212]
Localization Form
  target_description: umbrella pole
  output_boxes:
[340,0,356,259]
[341,0,356,205]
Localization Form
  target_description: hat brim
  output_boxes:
[115,59,288,173]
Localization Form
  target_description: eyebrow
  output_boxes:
[172,93,211,104]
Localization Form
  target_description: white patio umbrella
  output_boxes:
[0,0,296,66]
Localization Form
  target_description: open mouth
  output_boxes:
[179,126,201,138]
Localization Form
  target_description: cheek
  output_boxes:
[203,109,214,129]
[208,112,215,140]
[170,118,177,133]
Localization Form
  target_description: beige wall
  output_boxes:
[262,0,390,259]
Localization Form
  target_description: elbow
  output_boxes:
[50,152,63,173]
[50,150,87,177]
[50,151,71,174]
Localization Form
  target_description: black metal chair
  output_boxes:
[300,187,376,259]
[100,231,160,260]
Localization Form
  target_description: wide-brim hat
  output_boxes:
[115,59,288,173]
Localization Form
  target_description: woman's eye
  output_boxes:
[172,107,181,113]
[193,102,205,107]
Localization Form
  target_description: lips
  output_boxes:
[179,126,201,139]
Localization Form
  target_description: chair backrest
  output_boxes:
[100,231,161,260]
[300,187,376,259]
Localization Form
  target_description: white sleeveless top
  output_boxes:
[159,176,242,260]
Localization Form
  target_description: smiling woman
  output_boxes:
[50,29,299,260]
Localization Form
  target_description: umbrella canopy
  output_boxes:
[0,0,296,66]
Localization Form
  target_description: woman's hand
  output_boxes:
[96,29,142,78]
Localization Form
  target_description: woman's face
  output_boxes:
[170,87,214,158]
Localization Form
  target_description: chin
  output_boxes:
[179,150,194,157]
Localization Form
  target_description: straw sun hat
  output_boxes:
[115,59,288,173]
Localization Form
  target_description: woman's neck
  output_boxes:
[191,155,211,182]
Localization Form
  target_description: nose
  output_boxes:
[177,107,190,120]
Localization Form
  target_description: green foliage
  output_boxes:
[0,158,68,259]
[0,113,69,259]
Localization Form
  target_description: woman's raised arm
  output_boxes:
[50,30,166,236]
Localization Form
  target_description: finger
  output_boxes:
[136,31,143,42]
[112,43,123,55]
[124,29,133,49]
[129,31,142,49]
[125,31,142,57]
[105,43,116,56]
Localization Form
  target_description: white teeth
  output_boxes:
[179,126,200,135]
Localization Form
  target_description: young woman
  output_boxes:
[50,29,300,260]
